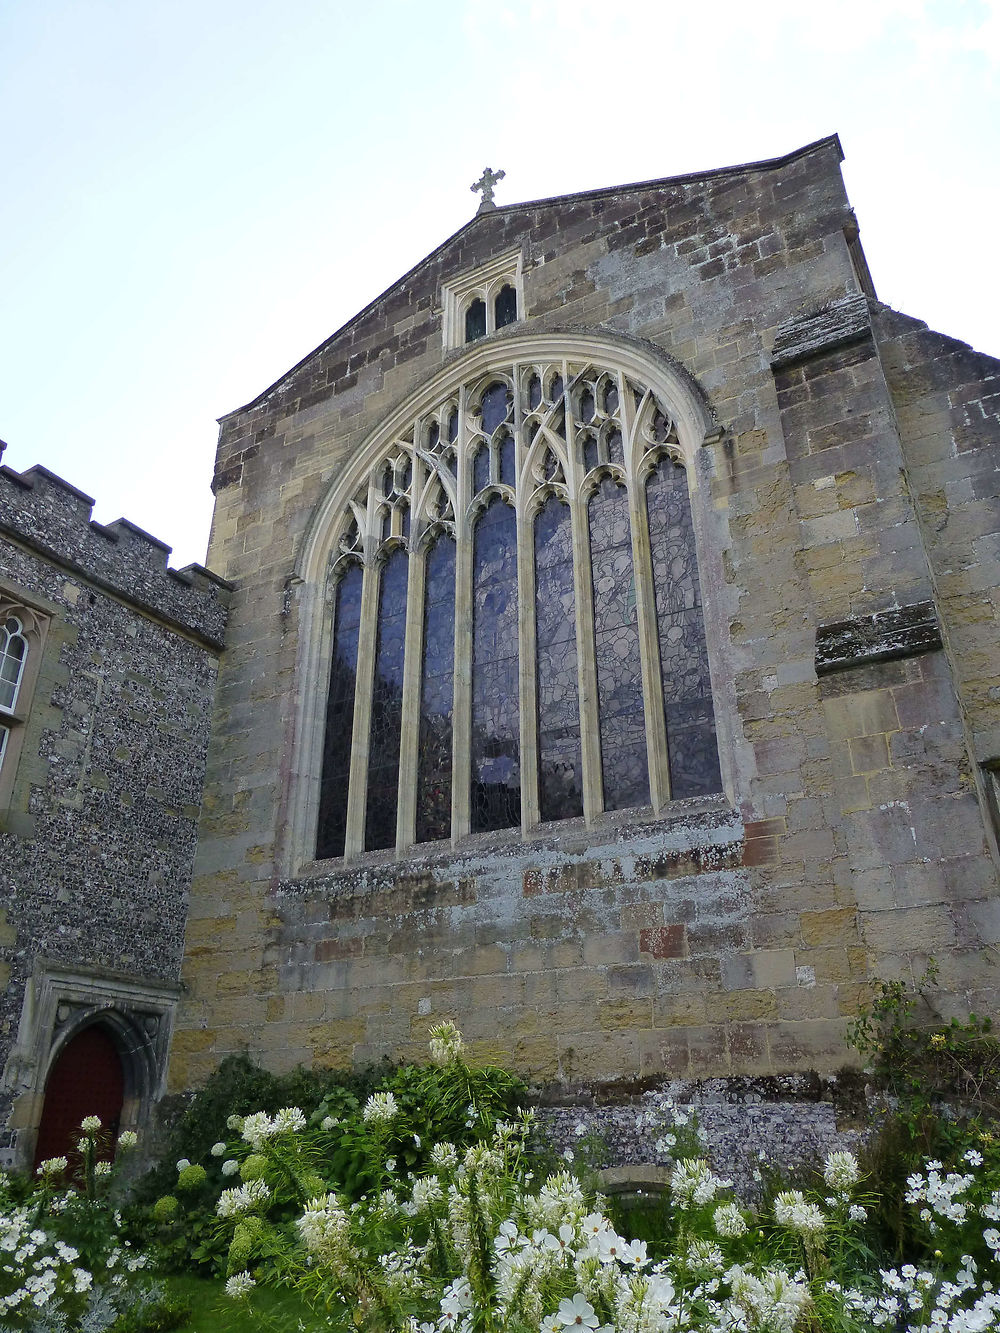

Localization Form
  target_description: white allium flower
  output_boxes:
[363,1091,399,1123]
[428,1020,465,1066]
[225,1272,255,1299]
[176,1159,191,1172]
[823,1150,860,1192]
[79,1116,102,1132]
[117,1130,138,1150]
[210,1141,227,1157]
[221,1159,240,1177]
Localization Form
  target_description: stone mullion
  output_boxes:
[395,452,425,853]
[629,452,671,814]
[344,545,380,858]
[573,485,604,823]
[450,384,473,843]
[517,494,539,832]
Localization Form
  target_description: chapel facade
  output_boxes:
[170,136,1000,1094]
[2,136,1000,1169]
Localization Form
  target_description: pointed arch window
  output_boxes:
[0,595,50,804]
[315,357,722,861]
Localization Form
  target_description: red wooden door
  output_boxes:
[33,1024,125,1168]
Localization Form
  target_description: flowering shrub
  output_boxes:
[172,1026,1000,1333]
[0,1118,161,1332]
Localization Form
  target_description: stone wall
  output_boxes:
[172,136,1000,1105]
[0,454,229,1164]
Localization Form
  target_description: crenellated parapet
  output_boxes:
[0,448,231,648]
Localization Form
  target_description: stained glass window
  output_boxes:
[416,537,456,843]
[365,550,408,851]
[316,565,364,859]
[314,357,722,860]
[471,497,520,833]
[534,496,583,822]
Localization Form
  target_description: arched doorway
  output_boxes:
[33,1023,124,1168]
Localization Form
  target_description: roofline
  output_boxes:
[221,134,844,421]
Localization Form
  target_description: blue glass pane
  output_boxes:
[447,409,459,443]
[365,550,409,850]
[465,299,486,342]
[589,478,649,810]
[535,496,583,821]
[416,537,456,842]
[316,565,364,858]
[495,284,517,328]
[608,428,624,467]
[471,498,520,832]
[528,374,542,411]
[583,434,599,472]
[647,456,722,798]
[473,443,490,495]
[579,388,595,423]
[481,382,509,435]
[604,382,619,416]
[499,433,516,488]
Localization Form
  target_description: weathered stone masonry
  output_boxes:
[0,452,230,1167]
[170,136,1000,1125]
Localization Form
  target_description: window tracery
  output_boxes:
[315,358,722,861]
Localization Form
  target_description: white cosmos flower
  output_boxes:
[556,1294,599,1329]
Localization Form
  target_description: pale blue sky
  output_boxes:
[2,0,998,567]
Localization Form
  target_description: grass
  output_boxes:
[161,1274,331,1333]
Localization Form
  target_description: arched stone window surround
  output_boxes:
[0,592,50,808]
[440,249,523,349]
[286,331,735,873]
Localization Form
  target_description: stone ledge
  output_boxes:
[771,293,872,370]
[815,600,942,675]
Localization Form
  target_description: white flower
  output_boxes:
[555,1294,599,1329]
[574,1122,587,1137]
[964,1148,984,1167]
[670,1157,729,1208]
[849,1204,868,1222]
[271,1106,306,1134]
[175,1158,191,1172]
[210,1141,227,1157]
[440,1276,472,1317]
[430,1142,457,1169]
[36,1157,68,1177]
[226,1115,243,1131]
[714,1202,748,1237]
[221,1159,240,1177]
[94,1161,112,1177]
[297,1193,352,1260]
[321,1116,339,1131]
[240,1112,275,1150]
[363,1091,399,1123]
[117,1130,138,1150]
[225,1272,255,1299]
[774,1190,826,1236]
[429,1020,465,1066]
[823,1150,860,1192]
[562,1148,575,1163]
[80,1116,102,1132]
[216,1180,270,1218]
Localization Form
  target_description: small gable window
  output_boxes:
[495,283,517,330]
[441,250,524,350]
[465,298,487,343]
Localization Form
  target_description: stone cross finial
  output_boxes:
[471,166,506,213]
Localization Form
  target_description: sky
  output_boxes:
[2,0,998,569]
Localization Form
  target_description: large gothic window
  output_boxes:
[315,360,723,860]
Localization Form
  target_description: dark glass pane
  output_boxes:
[652,410,672,443]
[550,374,564,403]
[604,382,619,416]
[447,409,459,443]
[499,433,516,487]
[495,283,517,328]
[647,456,722,798]
[427,421,440,450]
[471,498,520,832]
[608,428,625,467]
[400,459,412,491]
[380,508,391,543]
[473,443,490,495]
[579,388,595,424]
[416,537,456,842]
[480,382,509,435]
[400,503,410,540]
[528,374,542,411]
[589,478,649,810]
[465,298,487,342]
[365,550,409,851]
[316,565,364,858]
[382,463,393,497]
[535,496,583,822]
[544,450,560,482]
[582,434,599,473]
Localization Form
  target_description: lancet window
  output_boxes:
[315,360,722,860]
